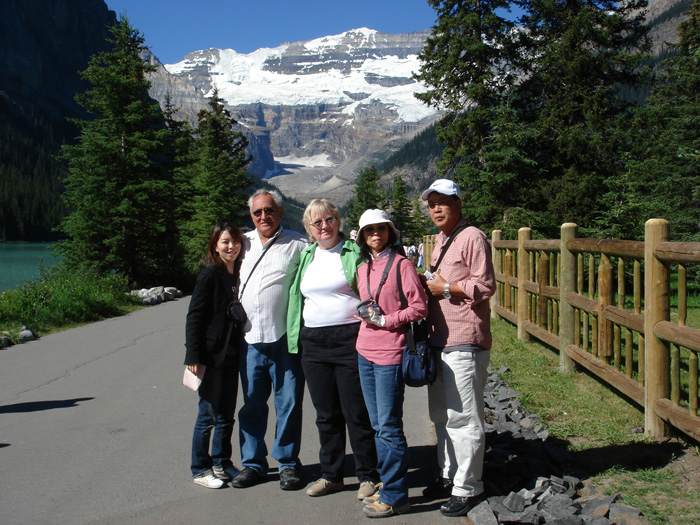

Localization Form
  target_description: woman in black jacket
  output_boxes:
[185,222,245,489]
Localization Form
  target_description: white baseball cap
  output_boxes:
[357,209,400,239]
[420,179,463,200]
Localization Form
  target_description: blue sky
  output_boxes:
[104,0,439,64]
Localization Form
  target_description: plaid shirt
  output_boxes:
[427,219,496,349]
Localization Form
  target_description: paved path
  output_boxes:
[0,298,461,524]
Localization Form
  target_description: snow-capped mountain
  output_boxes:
[148,28,440,204]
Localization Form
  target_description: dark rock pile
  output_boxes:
[473,366,650,524]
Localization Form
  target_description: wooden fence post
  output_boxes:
[598,254,614,365]
[645,218,671,438]
[518,227,532,341]
[560,223,577,373]
[538,253,549,328]
[491,230,501,320]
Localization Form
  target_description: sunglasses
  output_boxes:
[252,206,275,217]
[363,224,388,234]
[427,199,454,209]
[310,216,337,229]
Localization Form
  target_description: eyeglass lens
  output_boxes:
[311,216,336,228]
[364,224,388,233]
[253,206,275,217]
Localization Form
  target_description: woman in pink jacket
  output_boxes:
[354,209,428,518]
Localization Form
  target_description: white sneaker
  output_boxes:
[194,470,224,489]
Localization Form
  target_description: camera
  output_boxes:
[356,299,384,319]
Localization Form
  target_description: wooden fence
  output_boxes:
[425,219,700,441]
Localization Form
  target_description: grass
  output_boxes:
[0,263,143,344]
[490,318,700,524]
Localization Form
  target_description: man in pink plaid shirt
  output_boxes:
[419,179,496,518]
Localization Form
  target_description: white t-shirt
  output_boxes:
[300,241,360,328]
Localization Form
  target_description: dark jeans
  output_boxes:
[191,365,239,476]
[300,323,378,483]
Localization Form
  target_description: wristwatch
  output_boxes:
[443,282,451,299]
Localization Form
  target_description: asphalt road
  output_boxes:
[0,297,463,524]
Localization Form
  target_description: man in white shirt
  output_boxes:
[232,189,309,491]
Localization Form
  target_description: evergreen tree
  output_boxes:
[608,0,700,241]
[181,89,251,269]
[515,0,651,235]
[388,174,412,241]
[57,16,179,285]
[414,0,523,228]
[406,197,434,246]
[345,164,383,229]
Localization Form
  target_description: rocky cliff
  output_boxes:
[646,0,693,55]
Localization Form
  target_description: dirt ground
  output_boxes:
[570,437,700,522]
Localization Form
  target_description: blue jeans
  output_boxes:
[238,335,304,473]
[358,354,408,507]
[191,366,238,476]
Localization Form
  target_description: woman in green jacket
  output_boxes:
[287,199,379,501]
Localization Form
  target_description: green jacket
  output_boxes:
[286,238,364,354]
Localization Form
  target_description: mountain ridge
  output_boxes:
[147,27,440,205]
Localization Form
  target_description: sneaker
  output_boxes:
[422,477,453,500]
[193,470,224,489]
[362,500,410,518]
[212,464,241,482]
[440,493,486,517]
[306,478,344,497]
[357,481,382,501]
[362,492,380,505]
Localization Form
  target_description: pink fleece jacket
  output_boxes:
[356,253,428,365]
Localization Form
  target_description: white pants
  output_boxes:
[428,348,490,498]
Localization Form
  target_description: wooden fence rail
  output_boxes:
[425,219,700,441]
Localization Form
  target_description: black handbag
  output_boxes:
[396,259,436,387]
[226,297,247,327]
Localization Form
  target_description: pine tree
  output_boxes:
[388,174,412,241]
[345,164,384,229]
[406,197,435,246]
[57,16,179,285]
[515,0,651,234]
[608,0,700,241]
[414,0,523,229]
[181,89,251,269]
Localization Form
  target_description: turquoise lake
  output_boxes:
[0,243,64,293]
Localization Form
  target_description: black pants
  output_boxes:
[300,323,379,483]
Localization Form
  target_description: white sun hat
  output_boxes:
[420,179,463,200]
[357,209,400,239]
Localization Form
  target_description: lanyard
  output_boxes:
[366,251,396,305]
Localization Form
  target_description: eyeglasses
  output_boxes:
[310,216,337,229]
[427,199,453,210]
[363,224,388,234]
[252,206,275,217]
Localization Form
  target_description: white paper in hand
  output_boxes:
[182,366,206,391]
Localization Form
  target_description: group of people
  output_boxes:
[183,178,496,519]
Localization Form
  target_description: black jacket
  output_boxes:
[184,264,239,367]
